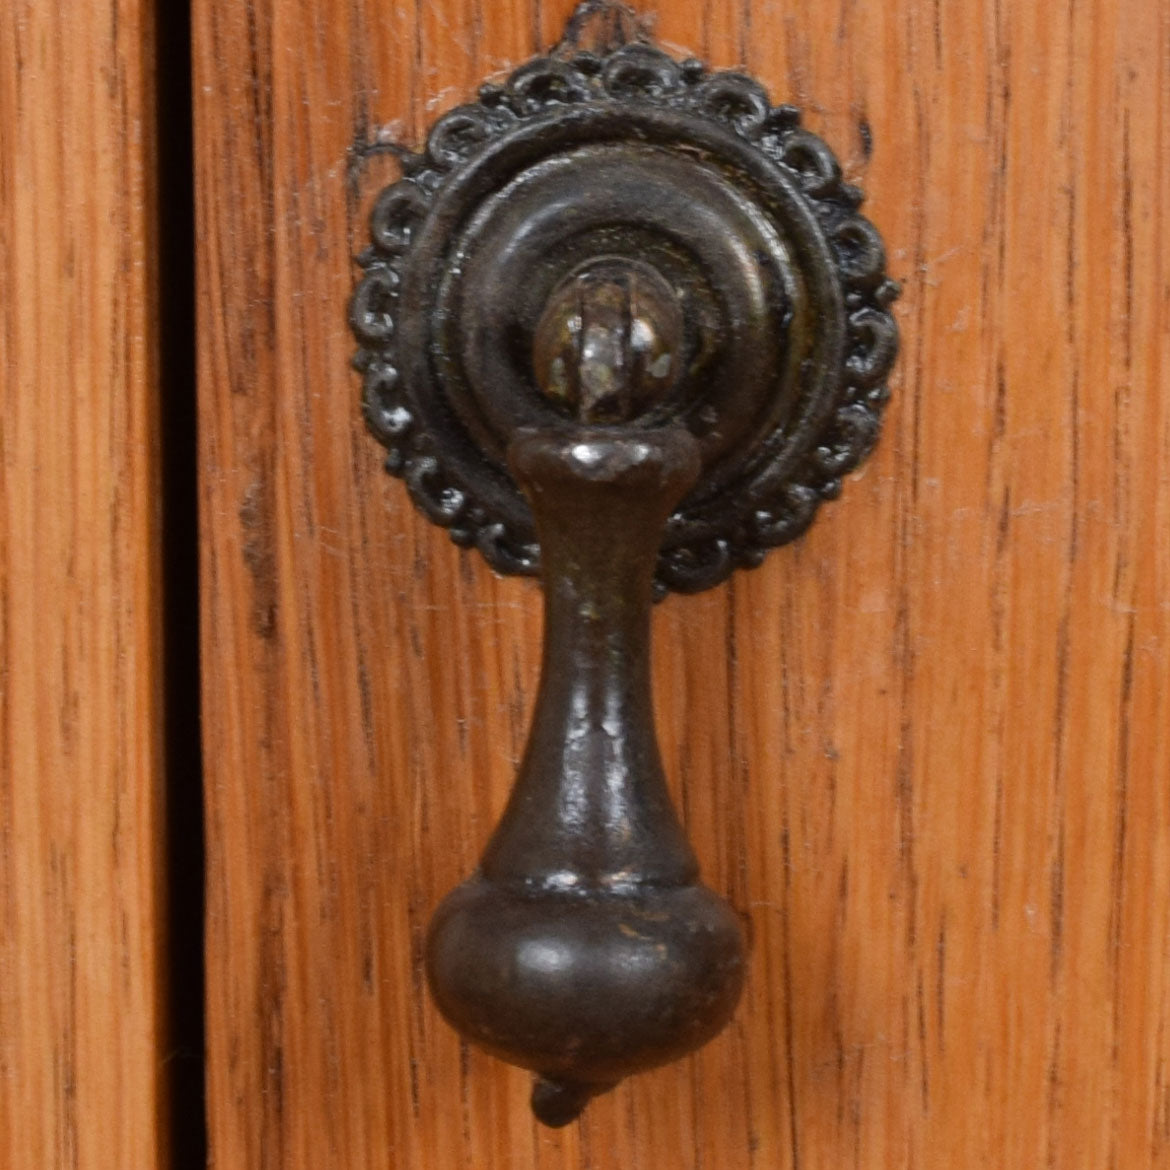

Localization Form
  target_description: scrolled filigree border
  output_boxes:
[350,35,899,596]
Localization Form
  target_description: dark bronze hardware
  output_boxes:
[351,1,898,1126]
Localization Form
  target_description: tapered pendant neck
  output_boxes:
[480,426,701,889]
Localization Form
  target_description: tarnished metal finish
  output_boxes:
[350,10,899,596]
[351,1,899,1127]
[532,257,684,423]
[427,423,745,1126]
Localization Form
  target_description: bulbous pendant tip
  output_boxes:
[531,1076,616,1127]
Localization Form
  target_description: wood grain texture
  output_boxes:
[0,3,167,1168]
[195,1,1170,1166]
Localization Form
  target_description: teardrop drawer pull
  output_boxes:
[350,2,898,1126]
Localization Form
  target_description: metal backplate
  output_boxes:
[351,20,899,596]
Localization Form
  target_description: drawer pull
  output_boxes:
[350,1,898,1125]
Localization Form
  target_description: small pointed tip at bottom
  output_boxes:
[530,1076,618,1127]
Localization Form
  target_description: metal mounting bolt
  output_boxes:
[532,256,684,424]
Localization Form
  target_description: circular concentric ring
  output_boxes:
[351,43,899,595]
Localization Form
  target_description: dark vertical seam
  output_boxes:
[155,0,207,1166]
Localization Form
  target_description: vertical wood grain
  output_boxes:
[195,1,1170,1166]
[0,2,167,1167]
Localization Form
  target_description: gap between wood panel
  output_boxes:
[155,1,208,1165]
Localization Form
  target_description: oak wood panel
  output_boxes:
[195,1,1170,1166]
[0,3,167,1167]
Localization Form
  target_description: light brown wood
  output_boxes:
[195,1,1170,1166]
[0,3,167,1168]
